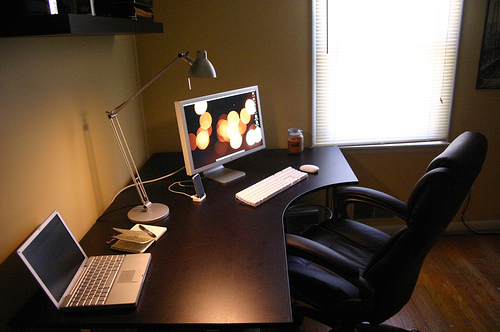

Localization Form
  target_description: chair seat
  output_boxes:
[299,219,391,271]
[288,218,391,315]
[319,219,391,256]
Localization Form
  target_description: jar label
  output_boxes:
[288,137,303,154]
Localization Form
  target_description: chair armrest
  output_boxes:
[337,187,408,220]
[286,234,373,295]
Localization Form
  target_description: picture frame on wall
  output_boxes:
[477,0,500,89]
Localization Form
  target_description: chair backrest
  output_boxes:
[362,131,488,324]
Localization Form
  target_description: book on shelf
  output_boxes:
[94,0,153,6]
[111,224,167,253]
[94,1,154,19]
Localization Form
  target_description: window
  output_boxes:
[314,0,463,146]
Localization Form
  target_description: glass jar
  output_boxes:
[288,128,304,154]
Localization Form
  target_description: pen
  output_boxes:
[106,235,118,244]
[139,225,156,238]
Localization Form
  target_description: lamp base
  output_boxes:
[127,203,170,224]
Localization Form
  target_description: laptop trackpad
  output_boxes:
[118,270,138,283]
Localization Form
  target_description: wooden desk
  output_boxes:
[12,147,357,330]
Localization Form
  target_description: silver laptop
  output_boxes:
[17,210,151,311]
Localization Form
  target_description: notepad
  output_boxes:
[111,224,167,253]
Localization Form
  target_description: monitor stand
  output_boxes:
[204,165,245,184]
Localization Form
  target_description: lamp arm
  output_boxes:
[107,52,194,117]
[103,51,206,223]
[108,115,151,209]
[105,52,195,209]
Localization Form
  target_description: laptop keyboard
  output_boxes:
[68,255,125,307]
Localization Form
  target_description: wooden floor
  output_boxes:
[295,234,500,332]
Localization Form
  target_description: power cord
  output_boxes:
[168,179,195,198]
[98,204,138,220]
[108,166,186,205]
[460,188,500,234]
[168,173,208,202]
[98,166,187,221]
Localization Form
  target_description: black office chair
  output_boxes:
[286,131,488,332]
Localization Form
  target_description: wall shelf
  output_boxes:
[1,14,163,37]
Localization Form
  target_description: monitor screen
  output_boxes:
[174,86,265,183]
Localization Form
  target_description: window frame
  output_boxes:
[312,0,464,148]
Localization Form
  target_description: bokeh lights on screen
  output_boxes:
[175,86,266,177]
[187,95,263,155]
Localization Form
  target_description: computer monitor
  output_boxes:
[174,86,265,183]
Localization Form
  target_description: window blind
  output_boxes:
[314,0,463,146]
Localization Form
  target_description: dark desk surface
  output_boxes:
[12,147,357,330]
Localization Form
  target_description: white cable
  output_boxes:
[109,166,186,205]
[168,181,194,198]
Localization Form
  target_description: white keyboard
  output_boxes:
[235,167,308,207]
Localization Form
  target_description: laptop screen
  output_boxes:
[18,211,86,303]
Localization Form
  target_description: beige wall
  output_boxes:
[137,0,499,226]
[0,35,149,265]
[135,1,312,153]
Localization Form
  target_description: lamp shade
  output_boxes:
[189,50,217,78]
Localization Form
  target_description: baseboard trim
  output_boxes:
[444,220,500,235]
[375,220,500,235]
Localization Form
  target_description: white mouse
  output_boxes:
[300,164,319,174]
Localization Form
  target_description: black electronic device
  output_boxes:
[192,173,206,202]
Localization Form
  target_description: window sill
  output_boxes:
[338,141,449,154]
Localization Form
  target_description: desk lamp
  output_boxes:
[106,51,217,224]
